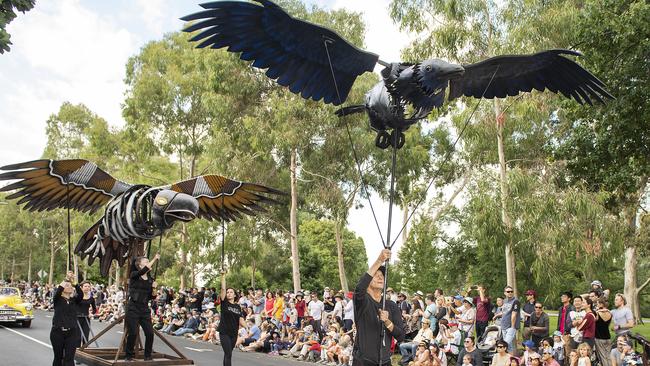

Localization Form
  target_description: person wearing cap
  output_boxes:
[501,285,521,353]
[529,303,550,347]
[443,322,462,356]
[449,295,465,319]
[398,292,412,315]
[456,336,483,366]
[332,293,345,325]
[414,291,425,310]
[458,297,476,338]
[521,340,538,366]
[398,318,434,365]
[522,290,538,341]
[352,249,404,366]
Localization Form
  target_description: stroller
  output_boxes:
[477,325,502,366]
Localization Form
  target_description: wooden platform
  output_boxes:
[75,348,194,366]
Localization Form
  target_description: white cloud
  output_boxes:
[0,0,138,166]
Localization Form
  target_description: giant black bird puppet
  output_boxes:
[0,159,283,276]
[181,0,613,149]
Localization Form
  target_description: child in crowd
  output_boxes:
[552,332,565,365]
[576,343,591,366]
[460,354,473,366]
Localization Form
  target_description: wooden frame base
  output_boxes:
[75,315,194,366]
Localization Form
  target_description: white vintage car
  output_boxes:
[0,287,34,327]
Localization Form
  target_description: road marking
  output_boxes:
[0,325,52,348]
[184,347,213,353]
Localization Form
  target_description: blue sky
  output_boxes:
[0,0,415,265]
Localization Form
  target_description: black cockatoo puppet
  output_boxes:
[181,0,613,149]
[0,159,284,276]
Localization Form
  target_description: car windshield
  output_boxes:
[0,288,19,296]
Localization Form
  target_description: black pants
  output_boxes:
[125,304,154,359]
[77,316,91,345]
[476,321,488,339]
[219,332,237,366]
[50,327,79,366]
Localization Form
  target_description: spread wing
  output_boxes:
[181,0,379,105]
[0,159,131,213]
[448,49,613,105]
[166,174,284,221]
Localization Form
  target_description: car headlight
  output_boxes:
[24,303,33,311]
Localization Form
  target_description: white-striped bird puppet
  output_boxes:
[0,159,284,276]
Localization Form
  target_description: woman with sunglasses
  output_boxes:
[412,340,433,366]
[429,342,448,366]
[491,340,511,366]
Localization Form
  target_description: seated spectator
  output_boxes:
[236,318,262,349]
[542,347,560,366]
[610,335,628,366]
[338,334,353,366]
[172,309,200,336]
[410,340,432,366]
[521,340,539,366]
[430,342,448,366]
[242,322,273,352]
[460,354,474,366]
[443,322,463,357]
[456,336,483,366]
[325,338,341,364]
[530,303,550,347]
[202,313,220,344]
[551,332,565,365]
[491,340,511,366]
[400,318,435,365]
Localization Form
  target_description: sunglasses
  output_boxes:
[464,340,472,343]
[505,290,513,293]
[535,306,543,309]
[497,346,506,349]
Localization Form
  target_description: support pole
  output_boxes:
[379,129,400,362]
[66,183,72,273]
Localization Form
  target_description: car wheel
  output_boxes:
[22,320,31,328]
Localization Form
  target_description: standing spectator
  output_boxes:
[501,285,521,353]
[522,290,537,341]
[414,291,425,311]
[569,296,586,350]
[474,285,491,338]
[458,298,476,338]
[398,292,412,315]
[264,291,274,319]
[493,297,504,324]
[557,291,575,361]
[611,294,634,336]
[529,303,550,347]
[594,298,612,366]
[308,292,324,338]
[252,289,264,326]
[576,299,596,349]
[332,293,344,325]
[435,296,448,333]
[424,294,438,333]
[456,336,483,366]
[295,292,306,327]
[449,295,465,319]
[272,290,285,329]
[343,292,354,332]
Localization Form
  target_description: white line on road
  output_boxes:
[0,325,52,348]
[185,347,213,352]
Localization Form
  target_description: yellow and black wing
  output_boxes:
[0,159,131,213]
[166,175,284,221]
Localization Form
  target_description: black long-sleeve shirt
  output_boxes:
[128,267,154,304]
[353,273,405,365]
[52,286,79,328]
[75,284,97,317]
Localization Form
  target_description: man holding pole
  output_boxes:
[353,249,405,366]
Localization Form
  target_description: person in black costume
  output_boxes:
[218,269,246,366]
[124,253,159,361]
[75,280,97,346]
[353,249,405,366]
[50,271,80,366]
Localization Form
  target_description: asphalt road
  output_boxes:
[0,310,305,366]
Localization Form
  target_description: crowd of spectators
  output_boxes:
[2,278,645,366]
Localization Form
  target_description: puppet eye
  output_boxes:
[425,65,432,72]
[156,197,168,206]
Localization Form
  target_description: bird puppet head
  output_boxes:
[416,59,465,96]
[151,189,199,231]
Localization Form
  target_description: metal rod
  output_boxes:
[66,183,72,273]
[221,187,225,271]
[379,129,399,363]
[153,234,162,278]
[377,59,391,67]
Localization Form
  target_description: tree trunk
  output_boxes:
[0,261,4,281]
[251,257,256,289]
[73,255,78,281]
[27,249,32,284]
[624,245,641,321]
[115,264,121,287]
[495,100,517,295]
[290,148,301,292]
[190,259,196,289]
[49,240,55,286]
[10,257,15,283]
[402,205,409,246]
[621,177,647,323]
[334,219,349,293]
[108,265,113,287]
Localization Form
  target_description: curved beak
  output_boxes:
[439,63,465,79]
[164,192,198,223]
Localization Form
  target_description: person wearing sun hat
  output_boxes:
[398,318,434,365]
[458,297,476,338]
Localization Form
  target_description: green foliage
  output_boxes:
[297,219,368,291]
[0,0,34,54]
